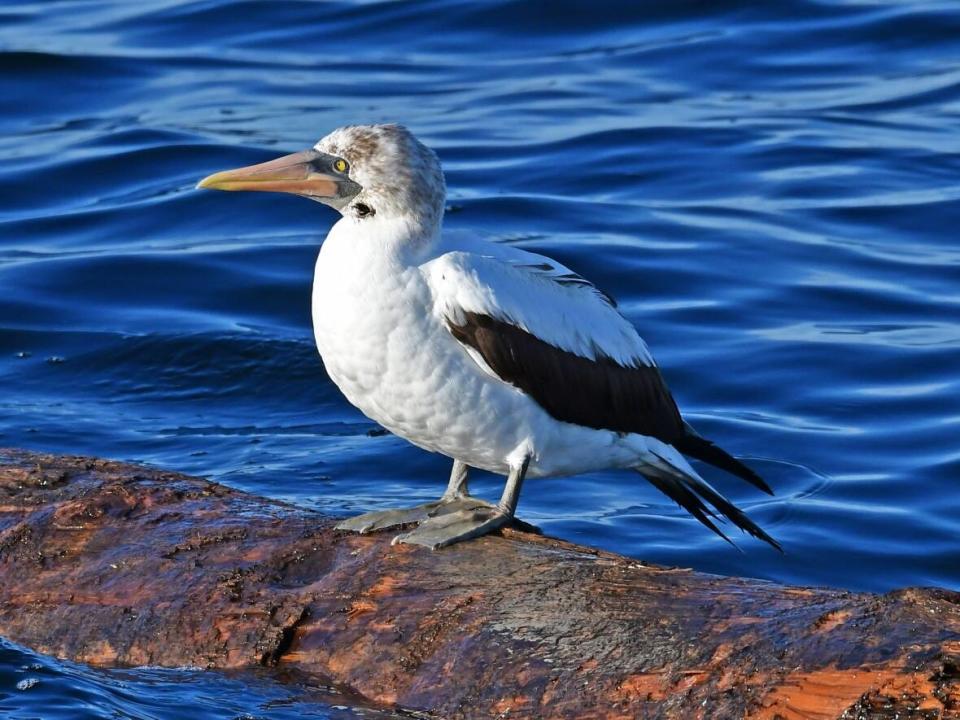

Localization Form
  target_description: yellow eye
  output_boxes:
[334,158,348,173]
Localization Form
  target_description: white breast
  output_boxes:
[311,220,508,466]
[312,221,422,422]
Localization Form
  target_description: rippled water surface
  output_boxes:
[2,0,960,716]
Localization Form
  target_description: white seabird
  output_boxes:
[198,124,780,551]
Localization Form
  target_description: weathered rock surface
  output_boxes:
[1,449,958,719]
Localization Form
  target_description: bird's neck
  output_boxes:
[330,212,442,263]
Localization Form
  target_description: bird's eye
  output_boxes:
[334,158,349,173]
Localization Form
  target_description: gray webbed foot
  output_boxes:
[335,497,493,535]
[337,456,539,548]
[391,506,511,549]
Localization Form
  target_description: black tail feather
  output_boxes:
[643,474,735,548]
[639,455,783,553]
[672,431,773,495]
[678,473,783,552]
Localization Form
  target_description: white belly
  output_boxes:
[311,225,648,477]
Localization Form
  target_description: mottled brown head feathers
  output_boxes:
[314,124,446,228]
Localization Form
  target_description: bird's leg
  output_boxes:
[393,455,533,550]
[335,460,493,535]
[440,458,470,500]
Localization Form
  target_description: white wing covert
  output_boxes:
[423,249,654,369]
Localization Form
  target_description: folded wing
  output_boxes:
[423,249,684,443]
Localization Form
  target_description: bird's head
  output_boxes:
[197,124,446,230]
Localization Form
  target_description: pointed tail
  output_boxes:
[672,424,773,495]
[639,448,781,552]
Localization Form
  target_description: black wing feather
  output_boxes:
[448,312,684,442]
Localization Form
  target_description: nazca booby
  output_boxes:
[198,124,779,551]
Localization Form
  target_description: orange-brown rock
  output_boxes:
[1,449,958,719]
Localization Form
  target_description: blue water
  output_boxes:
[2,0,959,716]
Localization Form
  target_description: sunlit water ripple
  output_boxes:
[2,0,959,716]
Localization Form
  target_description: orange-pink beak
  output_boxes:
[197,149,361,205]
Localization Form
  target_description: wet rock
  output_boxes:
[0,449,958,719]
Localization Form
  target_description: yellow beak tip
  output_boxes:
[196,174,220,190]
